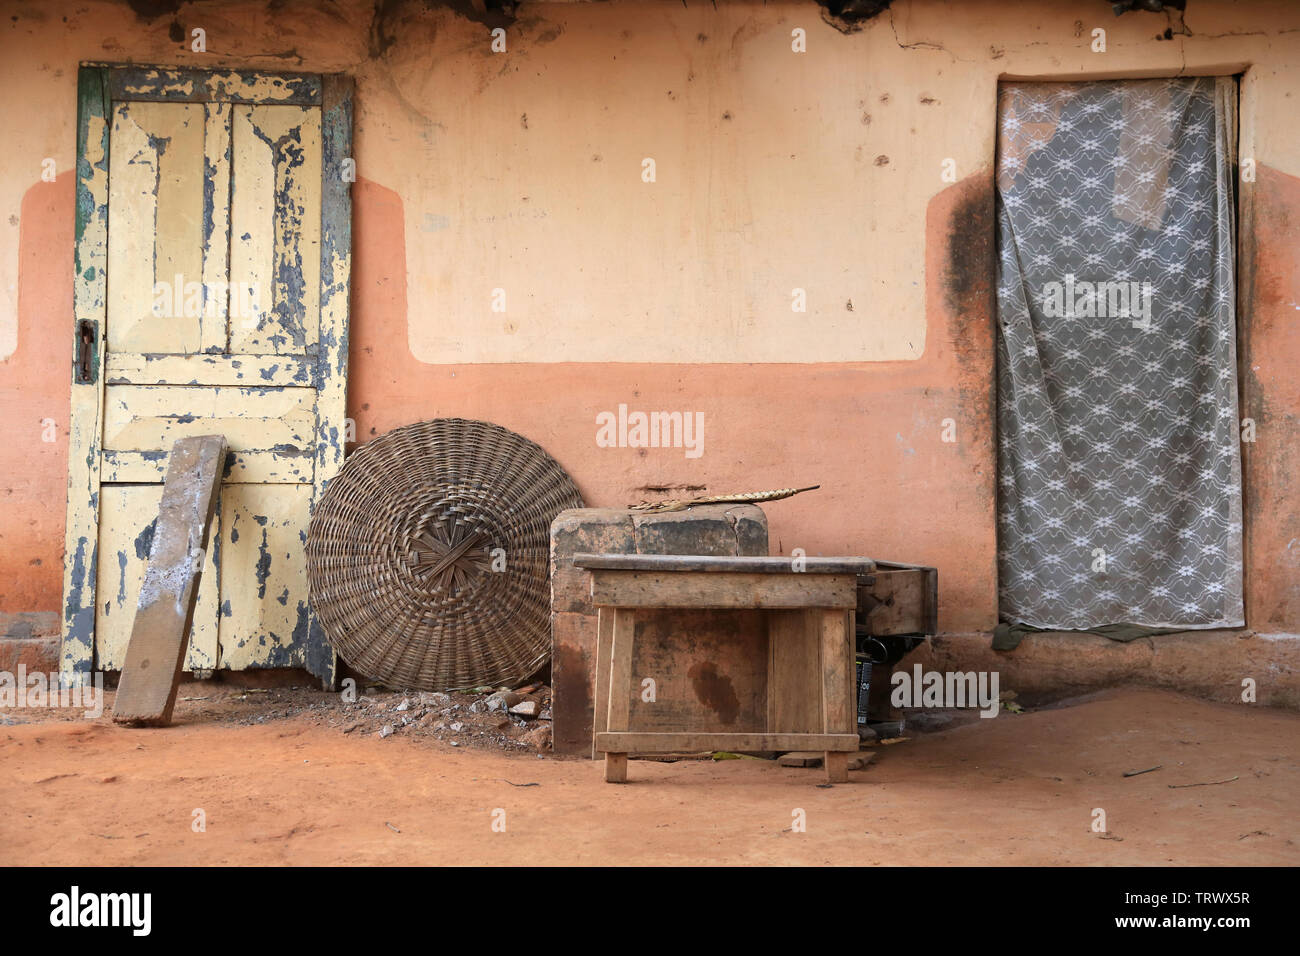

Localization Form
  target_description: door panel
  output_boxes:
[202,102,234,352]
[228,105,321,355]
[107,101,216,355]
[95,484,220,673]
[217,484,312,670]
[104,353,314,388]
[101,384,316,483]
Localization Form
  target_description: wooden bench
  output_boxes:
[574,553,876,784]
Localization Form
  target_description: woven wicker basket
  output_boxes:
[306,418,584,690]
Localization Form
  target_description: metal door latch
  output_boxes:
[75,319,97,384]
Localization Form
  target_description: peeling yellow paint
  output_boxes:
[123,70,197,98]
[63,83,110,675]
[229,105,322,354]
[205,73,309,103]
[217,483,312,670]
[71,115,108,315]
[102,385,316,483]
[201,103,233,353]
[105,353,313,387]
[108,102,206,354]
[317,244,351,482]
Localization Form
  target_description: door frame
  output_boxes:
[60,64,352,687]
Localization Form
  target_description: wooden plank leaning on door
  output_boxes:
[113,435,226,726]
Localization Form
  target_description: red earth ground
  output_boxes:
[1,686,1296,865]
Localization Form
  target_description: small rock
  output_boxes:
[523,724,552,751]
[419,692,451,707]
[486,691,522,712]
[395,698,410,712]
[509,700,540,719]
[469,700,484,713]
[450,721,464,733]
[378,724,394,739]
[450,740,460,747]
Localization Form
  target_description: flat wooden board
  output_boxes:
[767,609,822,733]
[112,435,226,726]
[574,553,877,574]
[777,751,824,767]
[776,750,874,770]
[589,570,858,609]
[595,732,860,752]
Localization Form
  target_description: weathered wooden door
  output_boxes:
[62,67,352,687]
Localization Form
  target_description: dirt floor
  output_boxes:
[2,685,1296,865]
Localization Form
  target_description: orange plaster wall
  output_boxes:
[1241,165,1300,632]
[349,174,1000,631]
[0,178,72,612]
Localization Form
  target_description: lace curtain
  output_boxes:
[995,77,1244,629]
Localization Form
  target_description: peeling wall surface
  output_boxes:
[1,0,1299,645]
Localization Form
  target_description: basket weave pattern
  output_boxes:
[306,419,584,690]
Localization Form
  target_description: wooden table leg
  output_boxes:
[824,750,848,784]
[604,608,635,784]
[821,608,856,784]
[605,752,628,783]
[592,607,614,760]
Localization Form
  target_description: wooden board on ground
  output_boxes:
[778,751,875,770]
[777,751,825,767]
[112,435,226,727]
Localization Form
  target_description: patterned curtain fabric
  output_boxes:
[995,77,1244,630]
